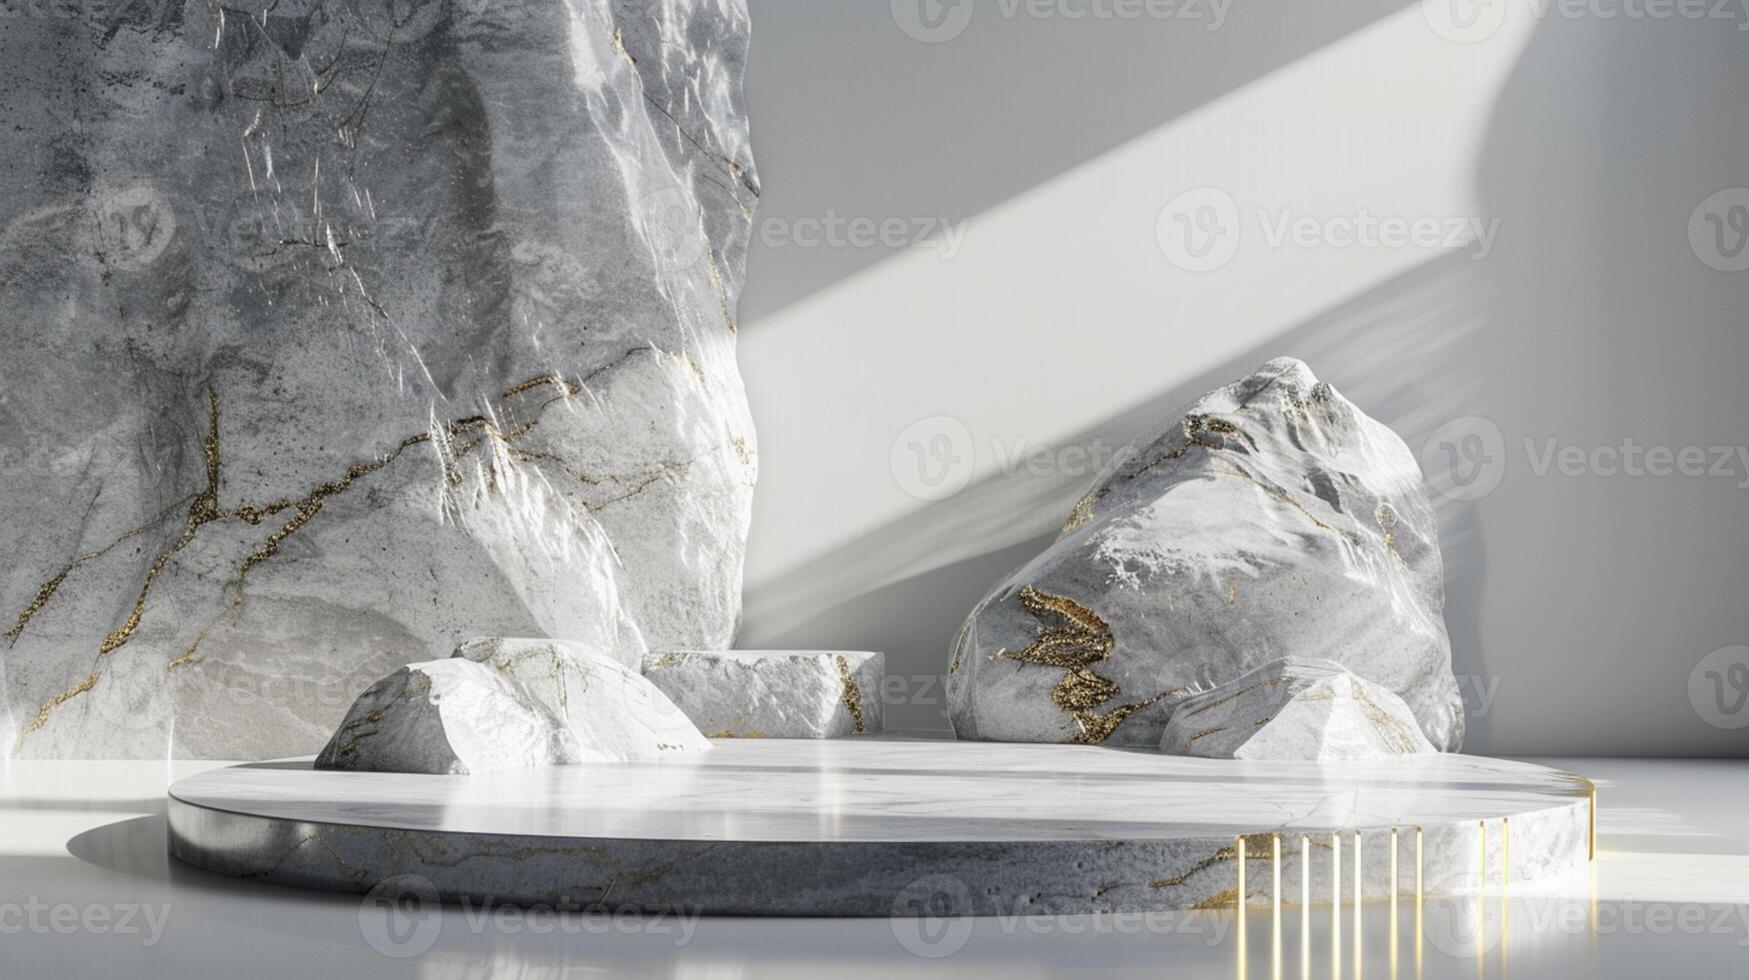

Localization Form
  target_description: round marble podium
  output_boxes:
[167,738,1593,916]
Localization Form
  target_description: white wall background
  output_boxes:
[735,0,1749,756]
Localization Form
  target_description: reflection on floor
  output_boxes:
[1,757,1744,979]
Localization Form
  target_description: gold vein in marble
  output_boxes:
[610,29,637,66]
[1183,676,1293,718]
[836,654,866,735]
[6,494,193,643]
[705,246,737,334]
[1060,415,1228,532]
[1151,833,1279,893]
[1376,502,1408,565]
[10,348,675,743]
[1057,413,1362,553]
[994,586,1177,745]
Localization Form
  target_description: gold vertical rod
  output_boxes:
[1415,827,1424,980]
[1273,835,1282,980]
[1301,835,1310,980]
[1477,821,1487,978]
[1354,830,1364,980]
[1479,820,1487,883]
[1238,835,1248,980]
[1589,785,1597,862]
[1502,818,1512,980]
[1333,832,1342,980]
[1390,828,1400,980]
[1239,835,1248,906]
[1503,817,1511,889]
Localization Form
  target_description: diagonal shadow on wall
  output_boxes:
[741,0,1419,322]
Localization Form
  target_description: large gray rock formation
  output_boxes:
[947,358,1463,750]
[454,637,708,760]
[1,1,759,757]
[1159,658,1437,760]
[642,650,884,737]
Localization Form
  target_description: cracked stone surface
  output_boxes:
[642,650,884,738]
[454,637,708,761]
[313,659,573,776]
[947,358,1463,751]
[0,1,759,757]
[1159,658,1437,761]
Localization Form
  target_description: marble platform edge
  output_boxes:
[165,790,1591,916]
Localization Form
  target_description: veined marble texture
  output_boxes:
[452,637,709,761]
[1159,658,1437,761]
[948,358,1464,751]
[0,1,759,757]
[314,639,709,774]
[313,658,575,775]
[642,650,883,737]
[168,739,1595,915]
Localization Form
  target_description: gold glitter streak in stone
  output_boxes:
[993,586,1177,744]
[11,348,675,742]
[836,654,866,735]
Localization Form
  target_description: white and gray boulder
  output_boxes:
[455,638,709,760]
[1159,658,1437,760]
[314,659,572,776]
[643,651,883,737]
[2,1,759,758]
[947,358,1463,750]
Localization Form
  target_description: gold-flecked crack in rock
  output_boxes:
[993,586,1179,745]
[8,348,693,747]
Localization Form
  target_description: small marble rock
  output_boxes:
[314,659,571,776]
[454,638,709,761]
[947,357,1463,750]
[642,651,884,738]
[1160,658,1437,760]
